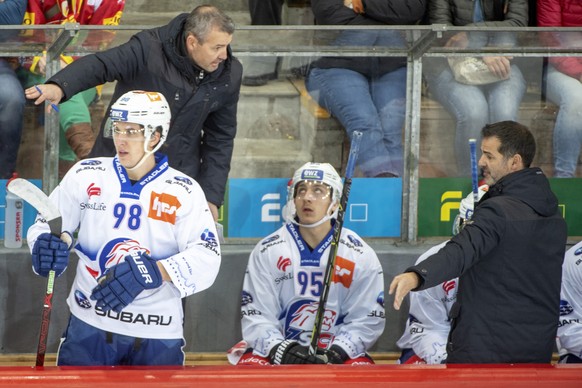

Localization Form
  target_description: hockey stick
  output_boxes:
[308,130,363,356]
[6,178,62,367]
[469,139,479,203]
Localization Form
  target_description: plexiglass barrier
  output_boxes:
[2,25,582,241]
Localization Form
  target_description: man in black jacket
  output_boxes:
[25,5,242,221]
[390,121,567,363]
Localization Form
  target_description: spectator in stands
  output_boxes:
[557,241,582,363]
[243,0,285,86]
[537,0,582,177]
[305,0,426,178]
[19,0,125,178]
[24,5,242,221]
[0,0,26,179]
[243,1,315,86]
[229,162,384,365]
[390,121,567,363]
[396,185,488,364]
[425,0,528,176]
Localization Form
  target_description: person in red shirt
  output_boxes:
[537,0,582,177]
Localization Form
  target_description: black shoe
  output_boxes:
[242,72,277,87]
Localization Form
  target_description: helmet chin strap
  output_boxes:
[125,150,153,172]
[289,202,339,229]
[126,135,158,172]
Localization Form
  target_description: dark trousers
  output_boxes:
[249,0,285,25]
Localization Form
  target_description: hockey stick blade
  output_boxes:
[308,131,363,356]
[6,178,61,367]
[7,178,61,236]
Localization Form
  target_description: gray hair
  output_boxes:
[184,5,235,44]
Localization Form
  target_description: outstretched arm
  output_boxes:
[389,272,420,310]
[24,84,64,113]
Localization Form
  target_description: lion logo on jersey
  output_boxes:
[89,238,150,278]
[285,300,337,345]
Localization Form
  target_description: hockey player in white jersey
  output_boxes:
[396,185,487,364]
[556,241,582,364]
[27,91,221,366]
[230,162,385,365]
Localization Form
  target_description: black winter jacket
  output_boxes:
[48,13,242,207]
[408,168,566,363]
[309,0,426,76]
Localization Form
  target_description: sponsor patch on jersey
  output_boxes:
[347,234,363,247]
[174,176,192,185]
[148,191,181,224]
[262,235,279,245]
[442,279,456,295]
[332,256,355,288]
[560,299,574,316]
[241,290,253,306]
[80,160,102,166]
[575,247,582,256]
[408,313,421,325]
[74,290,92,309]
[87,183,101,198]
[377,291,384,308]
[277,256,291,272]
[201,229,219,255]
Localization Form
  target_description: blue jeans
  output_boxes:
[427,64,526,176]
[545,64,582,177]
[0,60,25,178]
[306,66,406,177]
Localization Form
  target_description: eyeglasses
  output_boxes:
[295,182,331,200]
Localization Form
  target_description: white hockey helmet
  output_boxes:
[108,90,171,154]
[284,162,343,226]
[453,184,489,235]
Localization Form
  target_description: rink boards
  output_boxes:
[0,364,580,387]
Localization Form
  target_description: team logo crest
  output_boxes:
[93,238,150,278]
[284,300,336,343]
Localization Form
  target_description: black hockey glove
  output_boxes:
[318,345,349,364]
[90,251,162,313]
[269,340,326,365]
